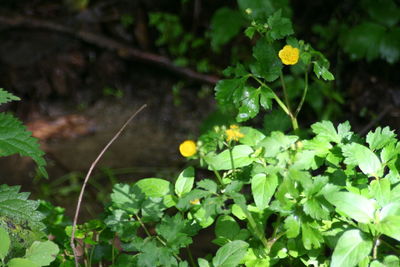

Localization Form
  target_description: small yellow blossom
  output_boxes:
[190,199,200,205]
[278,45,300,65]
[225,125,245,142]
[179,140,197,157]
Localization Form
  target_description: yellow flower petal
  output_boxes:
[225,125,245,142]
[278,45,300,65]
[179,140,197,157]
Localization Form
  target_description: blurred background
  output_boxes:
[0,0,399,218]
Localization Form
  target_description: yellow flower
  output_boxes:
[179,140,197,157]
[190,199,200,205]
[278,45,300,65]
[225,125,245,142]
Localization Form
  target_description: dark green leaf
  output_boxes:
[215,215,240,241]
[212,240,249,267]
[363,0,400,27]
[267,10,293,40]
[236,87,260,122]
[380,28,400,64]
[251,38,282,82]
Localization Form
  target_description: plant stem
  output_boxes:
[239,204,269,248]
[280,71,292,114]
[186,246,197,267]
[294,68,309,117]
[228,144,236,179]
[252,75,291,116]
[373,236,380,259]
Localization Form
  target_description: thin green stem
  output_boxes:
[186,246,197,267]
[373,236,380,259]
[252,75,291,116]
[239,204,268,248]
[228,144,236,179]
[294,68,309,117]
[280,71,292,114]
[267,215,283,252]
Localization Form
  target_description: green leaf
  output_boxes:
[384,255,400,267]
[251,173,277,210]
[198,258,211,267]
[175,167,195,197]
[331,229,373,267]
[0,113,47,178]
[324,191,375,223]
[284,215,300,238]
[301,222,323,250]
[259,86,275,110]
[212,240,249,267]
[251,38,282,82]
[0,226,10,259]
[236,87,260,122]
[258,131,298,158]
[0,88,20,105]
[369,178,390,206]
[238,127,266,146]
[313,62,334,81]
[135,178,172,198]
[363,0,400,27]
[215,77,247,110]
[267,10,293,40]
[215,215,240,241]
[210,8,245,51]
[303,197,331,220]
[342,143,382,176]
[206,145,254,171]
[110,183,144,213]
[342,22,386,61]
[7,258,40,267]
[380,28,400,64]
[197,180,218,193]
[366,127,397,151]
[377,203,400,241]
[25,241,59,266]
[156,214,194,251]
[311,121,341,143]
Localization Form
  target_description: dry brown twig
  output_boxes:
[70,104,147,267]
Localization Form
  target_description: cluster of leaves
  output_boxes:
[314,0,400,64]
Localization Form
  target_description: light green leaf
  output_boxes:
[239,127,266,146]
[301,222,323,250]
[0,88,20,105]
[284,215,300,238]
[324,191,375,223]
[0,226,10,259]
[341,143,382,176]
[331,229,373,267]
[377,203,400,241]
[369,178,391,206]
[206,145,254,171]
[366,127,396,151]
[251,173,277,210]
[258,131,298,158]
[175,167,195,197]
[384,255,399,267]
[7,258,40,267]
[198,258,211,267]
[135,178,172,198]
[212,240,249,267]
[313,62,334,81]
[311,121,341,143]
[25,241,59,266]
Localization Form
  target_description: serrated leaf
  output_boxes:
[311,121,341,143]
[301,222,323,250]
[210,7,245,51]
[236,87,260,122]
[212,240,249,267]
[135,178,172,198]
[267,10,293,40]
[324,191,375,223]
[313,62,334,81]
[25,240,59,266]
[342,22,386,61]
[0,226,10,259]
[156,214,193,251]
[342,143,382,176]
[206,145,254,170]
[0,113,47,178]
[258,131,298,157]
[369,178,391,206]
[251,38,282,82]
[367,127,397,151]
[238,127,266,146]
[0,88,20,105]
[197,179,218,193]
[175,167,195,197]
[215,78,247,110]
[259,86,274,110]
[110,183,145,214]
[331,229,373,267]
[251,173,277,210]
[303,198,331,220]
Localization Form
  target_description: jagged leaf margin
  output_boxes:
[0,184,45,231]
[0,88,20,105]
[0,113,47,178]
